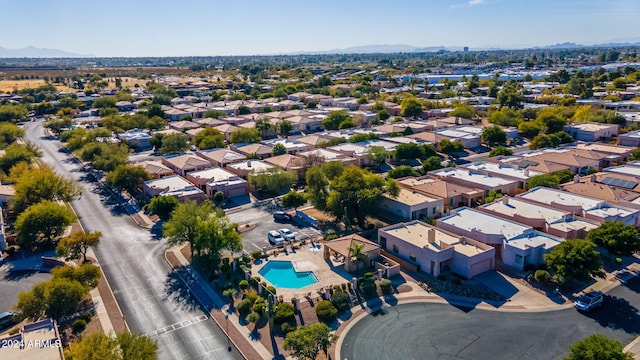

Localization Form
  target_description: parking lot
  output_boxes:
[226,205,321,254]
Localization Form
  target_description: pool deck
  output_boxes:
[251,244,354,301]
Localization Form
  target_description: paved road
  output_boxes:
[24,121,242,360]
[0,268,50,315]
[341,277,640,360]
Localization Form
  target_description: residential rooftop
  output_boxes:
[386,188,441,206]
[430,168,516,187]
[481,197,566,223]
[505,231,562,251]
[605,165,640,178]
[438,207,531,240]
[464,162,542,180]
[518,187,636,218]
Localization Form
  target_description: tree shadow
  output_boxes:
[2,270,43,281]
[162,269,201,312]
[383,294,397,306]
[619,274,640,292]
[337,309,352,322]
[583,295,640,334]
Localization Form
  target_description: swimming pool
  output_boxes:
[258,261,318,289]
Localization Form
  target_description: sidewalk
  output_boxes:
[165,247,272,360]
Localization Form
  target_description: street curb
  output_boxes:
[163,249,249,360]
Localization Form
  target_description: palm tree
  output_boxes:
[348,242,365,275]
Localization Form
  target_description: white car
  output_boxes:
[279,228,295,241]
[267,230,285,247]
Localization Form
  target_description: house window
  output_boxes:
[515,255,523,264]
[409,253,416,262]
[450,198,455,206]
[392,244,399,254]
[380,237,387,250]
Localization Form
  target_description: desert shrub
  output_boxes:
[253,301,266,315]
[360,278,377,297]
[81,311,93,323]
[364,272,374,279]
[331,290,350,312]
[274,303,295,325]
[251,250,262,261]
[239,280,249,291]
[316,300,338,323]
[281,321,297,334]
[534,270,551,283]
[238,299,253,315]
[245,289,259,303]
[379,279,393,294]
[266,286,276,295]
[72,319,86,333]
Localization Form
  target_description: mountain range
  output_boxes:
[1,39,639,58]
[0,46,93,58]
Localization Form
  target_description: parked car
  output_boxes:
[273,211,292,222]
[267,230,285,247]
[279,228,295,241]
[0,312,14,327]
[574,291,603,312]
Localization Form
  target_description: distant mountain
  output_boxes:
[536,40,640,49]
[0,46,93,58]
[289,44,453,55]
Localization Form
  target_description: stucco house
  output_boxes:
[378,221,495,279]
[379,188,444,221]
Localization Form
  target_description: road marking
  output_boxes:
[144,315,209,338]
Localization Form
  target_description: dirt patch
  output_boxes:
[396,283,413,293]
[0,79,71,92]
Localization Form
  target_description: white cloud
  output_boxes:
[469,0,484,5]
[451,0,486,9]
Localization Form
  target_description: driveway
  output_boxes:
[227,206,320,253]
[0,268,50,317]
[340,277,640,360]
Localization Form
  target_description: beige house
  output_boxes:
[143,175,206,201]
[232,143,274,159]
[397,176,483,210]
[136,160,174,179]
[161,154,211,176]
[227,160,275,179]
[380,188,444,221]
[185,167,249,198]
[323,234,400,277]
[378,221,495,278]
[196,148,246,168]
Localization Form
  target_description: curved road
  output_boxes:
[24,121,242,360]
[341,278,640,360]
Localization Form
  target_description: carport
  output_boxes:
[323,234,380,273]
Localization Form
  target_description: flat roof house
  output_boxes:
[185,167,248,198]
[463,161,542,190]
[517,186,640,226]
[144,175,206,201]
[227,160,274,179]
[562,122,618,142]
[480,196,599,239]
[379,188,444,221]
[378,221,495,279]
[429,168,518,196]
[297,148,358,167]
[437,207,563,270]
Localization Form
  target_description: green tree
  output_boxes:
[105,165,152,194]
[145,103,165,118]
[629,148,640,162]
[51,264,101,289]
[488,107,524,127]
[305,162,344,211]
[0,142,42,174]
[15,201,77,251]
[283,323,338,360]
[203,109,228,119]
[421,156,443,173]
[92,96,117,109]
[489,146,513,157]
[537,108,567,134]
[544,239,604,282]
[482,125,507,146]
[400,97,423,118]
[249,168,294,195]
[349,132,379,144]
[394,143,424,161]
[147,196,180,221]
[254,117,272,138]
[322,110,351,130]
[56,231,102,263]
[387,165,419,179]
[326,167,400,225]
[0,103,28,122]
[437,139,464,154]
[450,104,475,120]
[348,242,365,275]
[237,105,251,115]
[586,221,640,257]
[230,128,261,144]
[41,278,87,321]
[365,146,388,167]
[529,133,560,150]
[276,120,293,137]
[0,122,25,147]
[164,200,242,270]
[281,191,307,208]
[526,173,561,189]
[272,143,287,156]
[44,117,73,135]
[65,332,158,360]
[192,128,225,150]
[159,133,189,155]
[497,82,524,109]
[11,165,79,212]
[564,334,632,360]
[77,142,130,172]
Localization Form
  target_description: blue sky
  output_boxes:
[1,0,638,57]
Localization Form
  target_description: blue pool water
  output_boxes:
[258,261,318,289]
